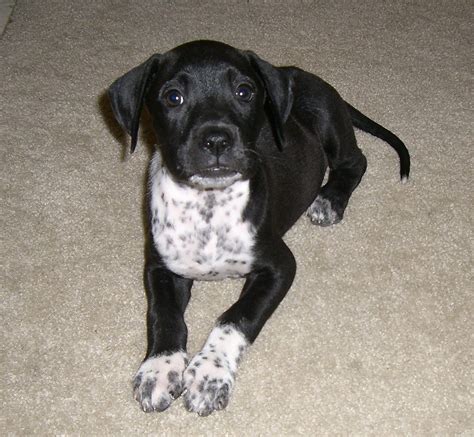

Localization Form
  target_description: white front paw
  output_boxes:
[133,351,187,412]
[182,325,247,416]
[183,350,235,416]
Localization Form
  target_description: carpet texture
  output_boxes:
[1,1,472,435]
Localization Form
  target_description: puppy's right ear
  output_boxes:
[108,54,161,153]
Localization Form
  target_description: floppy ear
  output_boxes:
[108,54,161,153]
[246,51,294,150]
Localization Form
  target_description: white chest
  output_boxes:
[149,157,255,281]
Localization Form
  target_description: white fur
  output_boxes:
[149,152,256,280]
[133,351,188,412]
[183,325,248,415]
[307,195,340,226]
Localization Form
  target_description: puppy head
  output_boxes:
[108,40,293,189]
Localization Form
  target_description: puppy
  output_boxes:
[108,40,410,416]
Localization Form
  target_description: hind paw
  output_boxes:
[307,195,342,226]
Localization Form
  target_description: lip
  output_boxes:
[188,167,243,189]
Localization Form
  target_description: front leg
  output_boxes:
[183,239,296,415]
[133,257,193,412]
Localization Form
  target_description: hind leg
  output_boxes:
[308,143,367,227]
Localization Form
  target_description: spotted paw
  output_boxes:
[133,351,188,412]
[182,325,247,416]
[307,195,343,226]
[183,350,235,416]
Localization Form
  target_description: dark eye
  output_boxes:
[163,89,184,107]
[235,83,254,102]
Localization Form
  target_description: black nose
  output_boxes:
[202,130,233,156]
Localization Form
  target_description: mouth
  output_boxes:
[188,167,243,190]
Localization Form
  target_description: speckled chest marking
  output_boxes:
[149,155,255,280]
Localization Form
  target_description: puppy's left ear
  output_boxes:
[108,54,161,153]
[246,51,294,150]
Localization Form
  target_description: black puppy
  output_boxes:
[108,40,410,416]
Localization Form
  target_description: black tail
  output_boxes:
[347,103,410,181]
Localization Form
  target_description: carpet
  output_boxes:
[1,0,472,435]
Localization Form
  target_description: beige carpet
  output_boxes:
[1,1,472,435]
